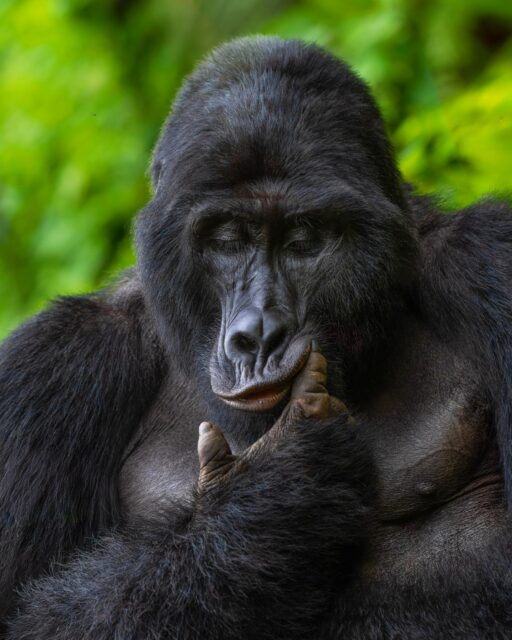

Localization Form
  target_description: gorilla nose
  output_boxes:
[225,310,288,364]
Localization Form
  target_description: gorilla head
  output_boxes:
[136,36,418,430]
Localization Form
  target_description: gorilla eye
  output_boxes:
[200,220,248,256]
[284,227,324,257]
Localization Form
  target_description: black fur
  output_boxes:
[0,277,166,626]
[1,37,512,639]
[321,540,512,640]
[8,416,371,640]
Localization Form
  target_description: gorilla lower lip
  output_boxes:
[215,346,311,411]
[220,382,291,411]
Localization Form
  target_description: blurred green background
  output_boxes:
[1,0,512,338]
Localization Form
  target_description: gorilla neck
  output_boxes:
[332,310,415,410]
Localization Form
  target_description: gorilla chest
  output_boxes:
[358,329,492,521]
[356,327,505,579]
[361,391,489,521]
[119,373,207,519]
[120,326,498,540]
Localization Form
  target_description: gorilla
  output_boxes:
[1,36,512,639]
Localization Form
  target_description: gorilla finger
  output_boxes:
[197,422,238,492]
[197,422,234,472]
[289,350,328,402]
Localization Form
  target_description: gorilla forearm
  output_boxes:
[0,284,165,623]
[8,415,371,640]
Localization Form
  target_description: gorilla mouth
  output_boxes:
[215,346,311,412]
[218,380,292,411]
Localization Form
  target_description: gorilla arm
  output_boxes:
[7,351,372,640]
[0,284,166,625]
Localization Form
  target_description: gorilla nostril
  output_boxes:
[265,327,287,356]
[233,332,259,355]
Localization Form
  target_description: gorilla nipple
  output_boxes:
[415,480,437,498]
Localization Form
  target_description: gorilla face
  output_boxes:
[189,185,402,412]
[190,193,346,411]
[136,37,418,420]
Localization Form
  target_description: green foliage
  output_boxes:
[1,0,511,337]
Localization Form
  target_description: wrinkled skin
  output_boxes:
[198,346,347,494]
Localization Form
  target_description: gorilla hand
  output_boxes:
[197,344,348,494]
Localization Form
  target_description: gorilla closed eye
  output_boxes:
[193,217,249,256]
[191,208,345,259]
[283,233,327,256]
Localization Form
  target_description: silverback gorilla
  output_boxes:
[1,36,512,639]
